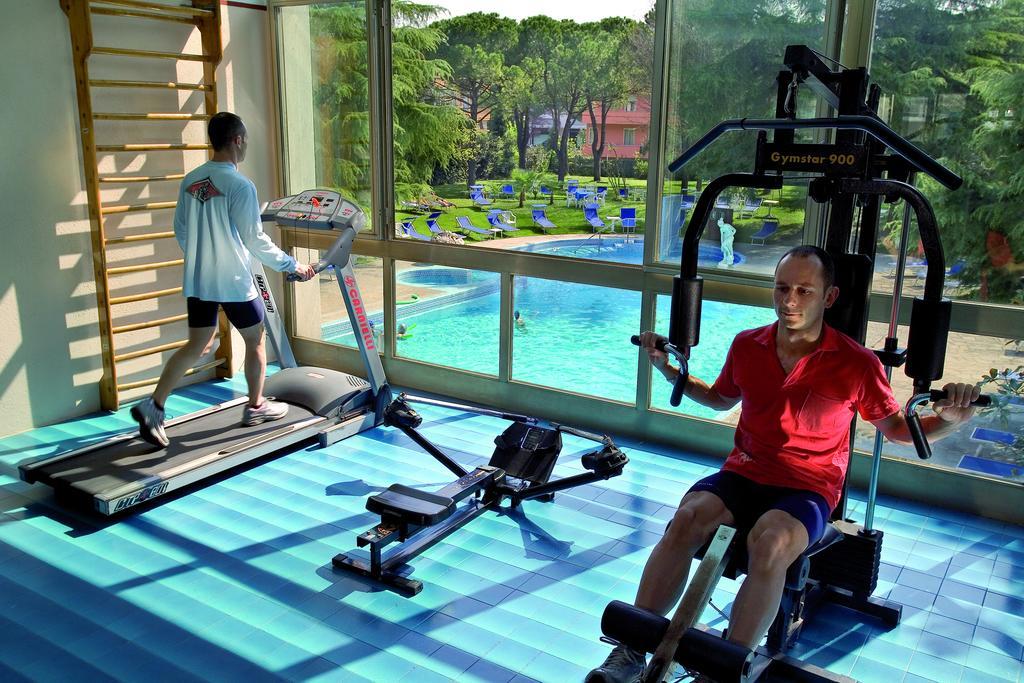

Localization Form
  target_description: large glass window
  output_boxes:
[275,2,373,220]
[658,1,827,273]
[390,3,655,260]
[856,324,1024,483]
[651,294,776,419]
[392,261,500,375]
[871,1,1024,308]
[511,277,641,402]
[292,248,383,350]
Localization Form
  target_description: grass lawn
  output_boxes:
[395,176,806,245]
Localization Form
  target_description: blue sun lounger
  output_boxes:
[425,211,443,234]
[398,220,430,241]
[531,206,556,232]
[584,203,606,231]
[456,215,494,238]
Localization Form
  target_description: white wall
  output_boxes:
[0,1,279,438]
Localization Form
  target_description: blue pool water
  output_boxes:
[327,240,772,417]
[516,237,744,266]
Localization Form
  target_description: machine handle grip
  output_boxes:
[632,336,689,407]
[907,411,932,460]
[287,261,328,282]
[928,389,991,407]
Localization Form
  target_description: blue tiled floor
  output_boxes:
[0,375,1022,682]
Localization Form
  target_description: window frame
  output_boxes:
[269,0,1024,518]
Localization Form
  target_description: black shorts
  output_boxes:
[687,470,832,548]
[186,297,264,330]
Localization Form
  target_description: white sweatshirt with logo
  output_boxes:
[173,160,297,302]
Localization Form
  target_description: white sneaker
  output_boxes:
[242,398,289,426]
[131,398,168,448]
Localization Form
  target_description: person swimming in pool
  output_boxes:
[514,310,526,328]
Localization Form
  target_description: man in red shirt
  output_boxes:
[587,245,981,683]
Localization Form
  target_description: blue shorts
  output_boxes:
[687,471,832,548]
[186,297,264,330]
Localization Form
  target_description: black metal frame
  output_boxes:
[614,44,972,678]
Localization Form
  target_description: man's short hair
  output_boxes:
[208,112,245,151]
[778,245,836,289]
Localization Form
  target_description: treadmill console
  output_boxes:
[261,189,366,232]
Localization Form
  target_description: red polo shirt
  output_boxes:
[710,322,900,510]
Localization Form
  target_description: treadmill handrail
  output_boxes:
[666,115,962,190]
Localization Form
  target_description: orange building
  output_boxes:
[582,96,651,158]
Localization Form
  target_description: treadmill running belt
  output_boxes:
[31,403,317,497]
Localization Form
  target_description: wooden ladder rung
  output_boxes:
[107,258,183,275]
[109,286,182,305]
[90,79,212,91]
[90,5,198,24]
[96,143,211,152]
[91,0,213,18]
[117,359,224,392]
[94,113,210,122]
[113,313,187,334]
[105,230,176,245]
[113,333,220,362]
[99,173,186,183]
[93,46,212,62]
[102,200,176,215]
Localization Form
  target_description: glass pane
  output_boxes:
[856,325,1024,483]
[293,248,383,350]
[651,294,776,420]
[391,2,655,261]
[276,3,373,225]
[659,2,827,271]
[511,277,640,403]
[393,261,500,376]
[872,3,1024,307]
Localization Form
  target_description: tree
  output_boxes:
[579,18,649,181]
[873,0,1024,303]
[431,12,518,185]
[312,2,465,203]
[498,57,545,169]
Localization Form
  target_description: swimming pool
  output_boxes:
[515,237,744,266]
[325,248,774,418]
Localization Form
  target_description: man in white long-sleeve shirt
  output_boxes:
[131,112,315,448]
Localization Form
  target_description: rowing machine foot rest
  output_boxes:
[366,484,455,526]
[602,600,756,682]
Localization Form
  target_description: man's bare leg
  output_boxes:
[237,322,267,406]
[726,509,808,649]
[635,491,735,614]
[152,326,218,407]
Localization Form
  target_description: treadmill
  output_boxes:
[20,189,392,515]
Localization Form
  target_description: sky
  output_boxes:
[430,0,653,22]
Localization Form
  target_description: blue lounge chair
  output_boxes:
[584,203,606,231]
[398,220,430,241]
[425,211,443,234]
[751,219,778,245]
[470,187,492,209]
[486,210,515,234]
[740,197,762,218]
[619,207,637,233]
[540,185,553,199]
[531,205,557,232]
[595,186,608,204]
[499,184,515,200]
[566,179,579,193]
[715,195,731,209]
[456,215,493,238]
[681,194,696,210]
[618,188,629,201]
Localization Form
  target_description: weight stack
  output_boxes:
[808,520,882,595]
